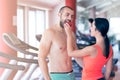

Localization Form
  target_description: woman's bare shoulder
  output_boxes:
[84,44,97,53]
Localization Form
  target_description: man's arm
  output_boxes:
[38,29,52,80]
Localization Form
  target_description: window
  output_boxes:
[109,17,120,57]
[28,9,46,47]
[110,17,120,40]
[17,6,47,48]
[17,7,24,41]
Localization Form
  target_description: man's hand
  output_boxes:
[64,23,73,37]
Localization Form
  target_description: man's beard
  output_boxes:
[60,21,64,28]
[60,20,72,28]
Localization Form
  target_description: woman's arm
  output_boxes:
[105,55,113,80]
[72,31,84,67]
[64,23,94,57]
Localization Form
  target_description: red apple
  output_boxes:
[67,21,72,27]
[64,21,72,27]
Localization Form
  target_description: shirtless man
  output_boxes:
[38,6,75,80]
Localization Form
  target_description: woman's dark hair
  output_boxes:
[88,18,94,24]
[95,18,110,58]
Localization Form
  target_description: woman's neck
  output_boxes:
[95,34,104,46]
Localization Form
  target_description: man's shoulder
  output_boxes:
[44,27,55,35]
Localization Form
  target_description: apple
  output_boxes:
[64,21,72,27]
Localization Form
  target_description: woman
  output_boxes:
[64,18,113,80]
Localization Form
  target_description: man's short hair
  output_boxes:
[59,6,73,13]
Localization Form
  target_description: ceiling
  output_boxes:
[77,0,120,14]
[18,0,120,14]
[18,0,64,8]
[30,0,63,7]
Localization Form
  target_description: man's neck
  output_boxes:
[56,23,65,32]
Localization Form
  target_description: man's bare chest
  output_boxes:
[51,33,67,51]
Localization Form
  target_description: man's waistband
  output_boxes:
[50,70,73,74]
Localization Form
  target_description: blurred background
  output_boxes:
[0,0,120,80]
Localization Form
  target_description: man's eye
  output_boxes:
[66,14,69,16]
[71,15,74,19]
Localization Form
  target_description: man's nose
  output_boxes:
[68,16,72,20]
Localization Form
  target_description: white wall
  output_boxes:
[49,1,65,27]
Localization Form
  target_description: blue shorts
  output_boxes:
[50,70,75,80]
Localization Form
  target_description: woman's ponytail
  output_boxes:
[104,35,110,58]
